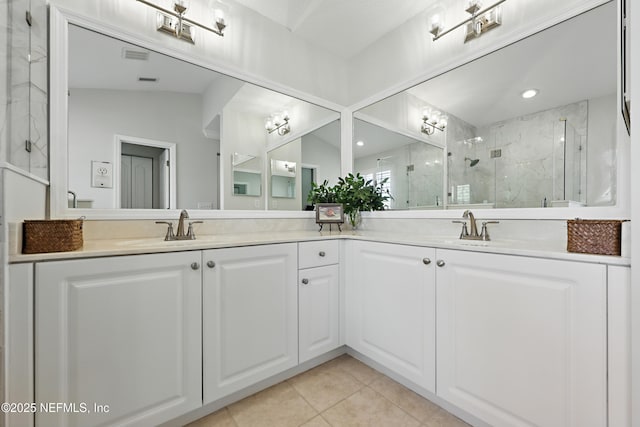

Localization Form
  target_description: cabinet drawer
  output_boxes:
[299,240,339,268]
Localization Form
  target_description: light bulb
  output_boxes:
[265,119,273,131]
[430,111,440,125]
[439,115,448,128]
[430,14,441,32]
[422,108,431,120]
[214,8,225,26]
[282,111,289,121]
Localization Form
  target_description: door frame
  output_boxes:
[114,135,177,209]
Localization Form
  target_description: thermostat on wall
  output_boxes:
[91,161,113,188]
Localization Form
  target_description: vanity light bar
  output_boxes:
[430,0,506,42]
[137,0,226,44]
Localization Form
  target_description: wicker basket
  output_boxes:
[22,219,84,254]
[566,219,623,256]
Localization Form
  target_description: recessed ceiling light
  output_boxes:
[356,140,364,147]
[521,89,539,99]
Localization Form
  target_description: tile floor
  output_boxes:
[187,354,471,427]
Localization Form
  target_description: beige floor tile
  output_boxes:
[227,381,317,427]
[325,354,383,385]
[369,375,440,422]
[322,386,421,427]
[288,362,364,412]
[300,415,332,427]
[422,409,471,427]
[185,408,237,427]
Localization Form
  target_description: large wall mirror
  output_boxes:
[354,1,617,211]
[53,16,340,216]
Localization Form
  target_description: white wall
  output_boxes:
[221,109,266,210]
[68,89,219,209]
[347,0,609,105]
[587,94,617,205]
[629,0,639,424]
[301,133,341,186]
[268,138,302,211]
[50,0,349,106]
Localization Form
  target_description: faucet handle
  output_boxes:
[186,221,203,240]
[480,221,499,241]
[155,221,175,241]
[452,220,469,238]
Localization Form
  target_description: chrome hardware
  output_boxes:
[157,210,203,241]
[301,278,309,285]
[462,210,479,237]
[68,190,78,208]
[319,251,326,257]
[206,261,216,269]
[176,209,189,238]
[436,260,446,267]
[452,220,469,239]
[423,257,431,265]
[191,262,200,270]
[155,221,176,241]
[480,221,500,241]
[186,221,203,240]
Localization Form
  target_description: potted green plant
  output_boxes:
[334,173,391,229]
[307,179,337,205]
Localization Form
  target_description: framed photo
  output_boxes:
[315,203,344,231]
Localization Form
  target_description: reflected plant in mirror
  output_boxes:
[354,2,617,210]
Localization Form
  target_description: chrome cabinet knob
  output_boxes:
[191,262,200,270]
[436,260,445,267]
[206,261,215,268]
[301,278,309,285]
[319,251,326,257]
[422,257,431,265]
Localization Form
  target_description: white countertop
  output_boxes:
[10,230,630,266]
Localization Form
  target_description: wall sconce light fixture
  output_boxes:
[421,109,447,135]
[265,112,291,136]
[430,0,505,43]
[137,0,227,44]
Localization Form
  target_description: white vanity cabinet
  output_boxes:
[202,243,298,403]
[298,240,340,363]
[35,251,203,427]
[434,249,607,427]
[346,241,436,393]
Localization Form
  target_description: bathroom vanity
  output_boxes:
[7,231,630,427]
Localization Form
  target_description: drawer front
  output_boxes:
[299,240,339,268]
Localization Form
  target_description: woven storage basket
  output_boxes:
[566,219,623,256]
[22,219,84,254]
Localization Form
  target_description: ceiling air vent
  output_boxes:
[138,77,158,82]
[122,48,150,61]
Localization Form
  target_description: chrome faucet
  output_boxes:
[176,209,189,238]
[462,210,479,237]
[156,210,203,241]
[452,209,499,241]
[68,190,78,208]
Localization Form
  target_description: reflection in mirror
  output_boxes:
[356,2,616,210]
[65,24,339,212]
[232,154,261,197]
[270,159,297,199]
[266,119,341,211]
[353,118,444,210]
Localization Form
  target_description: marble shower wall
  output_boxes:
[0,0,48,180]
[447,100,589,209]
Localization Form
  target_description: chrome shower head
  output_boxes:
[465,157,480,167]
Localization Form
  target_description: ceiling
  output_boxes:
[232,0,432,59]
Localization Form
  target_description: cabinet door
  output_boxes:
[299,264,340,363]
[203,243,298,403]
[346,241,436,393]
[35,252,202,427]
[435,249,607,427]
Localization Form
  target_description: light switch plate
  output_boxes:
[91,161,113,188]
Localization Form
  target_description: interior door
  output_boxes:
[159,149,170,209]
[121,154,153,209]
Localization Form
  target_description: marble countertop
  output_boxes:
[9,230,630,266]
